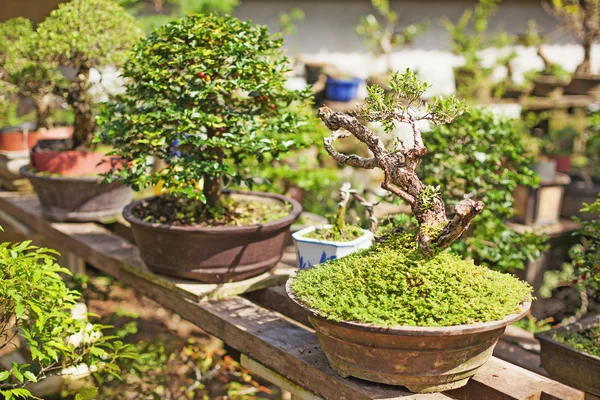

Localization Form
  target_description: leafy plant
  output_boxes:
[521,20,571,81]
[572,107,600,185]
[117,0,238,33]
[356,0,428,73]
[569,196,600,297]
[35,0,141,149]
[544,0,600,76]
[421,109,548,272]
[0,18,67,130]
[98,14,312,209]
[279,8,305,37]
[0,232,136,400]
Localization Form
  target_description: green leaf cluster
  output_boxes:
[420,109,548,273]
[0,237,137,399]
[291,229,532,327]
[97,13,312,204]
[568,196,600,297]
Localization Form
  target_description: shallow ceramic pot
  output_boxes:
[287,277,530,393]
[20,167,132,222]
[532,76,568,97]
[123,191,302,283]
[536,314,600,396]
[564,75,600,97]
[292,224,373,270]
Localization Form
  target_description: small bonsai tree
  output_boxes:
[317,69,475,254]
[572,107,600,186]
[98,14,311,210]
[569,196,600,302]
[34,0,141,149]
[356,0,428,73]
[0,231,136,399]
[544,0,600,76]
[421,109,548,272]
[0,18,67,130]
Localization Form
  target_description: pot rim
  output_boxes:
[20,165,108,183]
[292,224,374,247]
[535,313,600,362]
[123,190,302,233]
[286,275,531,336]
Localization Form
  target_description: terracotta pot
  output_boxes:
[0,130,41,152]
[123,191,302,283]
[31,150,118,175]
[286,279,530,393]
[561,179,600,220]
[536,314,600,396]
[38,126,73,141]
[564,75,600,97]
[20,166,133,222]
[532,76,568,97]
[551,155,571,174]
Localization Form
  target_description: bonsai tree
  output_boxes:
[572,108,600,186]
[522,20,572,84]
[0,231,136,399]
[356,0,428,74]
[97,14,311,209]
[421,109,548,272]
[0,18,67,130]
[317,69,476,254]
[545,0,600,76]
[34,0,141,149]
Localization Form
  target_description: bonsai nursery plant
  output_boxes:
[19,0,141,222]
[0,230,136,399]
[286,70,532,392]
[545,0,600,96]
[536,196,600,396]
[97,14,311,283]
[293,182,376,270]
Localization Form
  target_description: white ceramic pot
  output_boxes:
[292,224,374,270]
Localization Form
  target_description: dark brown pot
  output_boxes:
[536,314,600,396]
[561,179,600,220]
[123,191,302,283]
[564,75,600,97]
[20,166,133,222]
[286,279,530,393]
[532,76,568,97]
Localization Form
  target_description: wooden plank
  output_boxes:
[0,195,295,302]
[0,193,584,400]
[493,340,547,377]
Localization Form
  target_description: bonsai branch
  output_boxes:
[323,130,378,169]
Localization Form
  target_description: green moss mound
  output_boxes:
[302,225,365,242]
[291,231,532,327]
[554,325,600,357]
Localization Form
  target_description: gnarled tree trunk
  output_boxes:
[68,62,94,149]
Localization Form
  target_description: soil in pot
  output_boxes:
[123,191,302,283]
[300,224,364,242]
[288,230,531,392]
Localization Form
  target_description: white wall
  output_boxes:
[234,0,600,95]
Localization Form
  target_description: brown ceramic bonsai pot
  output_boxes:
[564,75,600,97]
[561,177,600,220]
[286,278,530,393]
[531,76,569,97]
[20,166,132,222]
[123,190,302,283]
[536,314,600,396]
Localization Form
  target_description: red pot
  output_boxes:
[551,155,571,174]
[0,130,41,152]
[32,151,118,175]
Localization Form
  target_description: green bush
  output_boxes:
[0,232,135,400]
[421,109,548,272]
[569,196,600,297]
[97,14,312,208]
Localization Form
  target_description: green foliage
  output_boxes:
[356,0,428,70]
[97,13,312,205]
[420,109,548,272]
[553,324,600,357]
[117,0,239,32]
[279,8,305,37]
[572,108,600,181]
[291,229,532,327]
[360,69,467,133]
[568,196,600,297]
[0,238,136,399]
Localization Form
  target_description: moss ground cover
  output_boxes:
[302,225,365,242]
[291,230,532,327]
[554,325,600,357]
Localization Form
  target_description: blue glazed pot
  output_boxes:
[325,77,362,102]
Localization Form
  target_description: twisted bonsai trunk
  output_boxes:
[318,106,483,255]
[575,39,593,76]
[34,94,52,130]
[68,62,94,149]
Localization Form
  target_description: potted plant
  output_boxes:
[0,230,136,399]
[0,17,72,153]
[293,182,376,270]
[325,72,363,103]
[355,0,428,89]
[97,14,311,283]
[536,196,600,396]
[562,108,600,219]
[18,0,141,222]
[286,70,532,393]
[420,108,547,273]
[492,51,532,99]
[545,0,600,96]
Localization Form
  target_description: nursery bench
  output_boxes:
[0,192,585,400]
